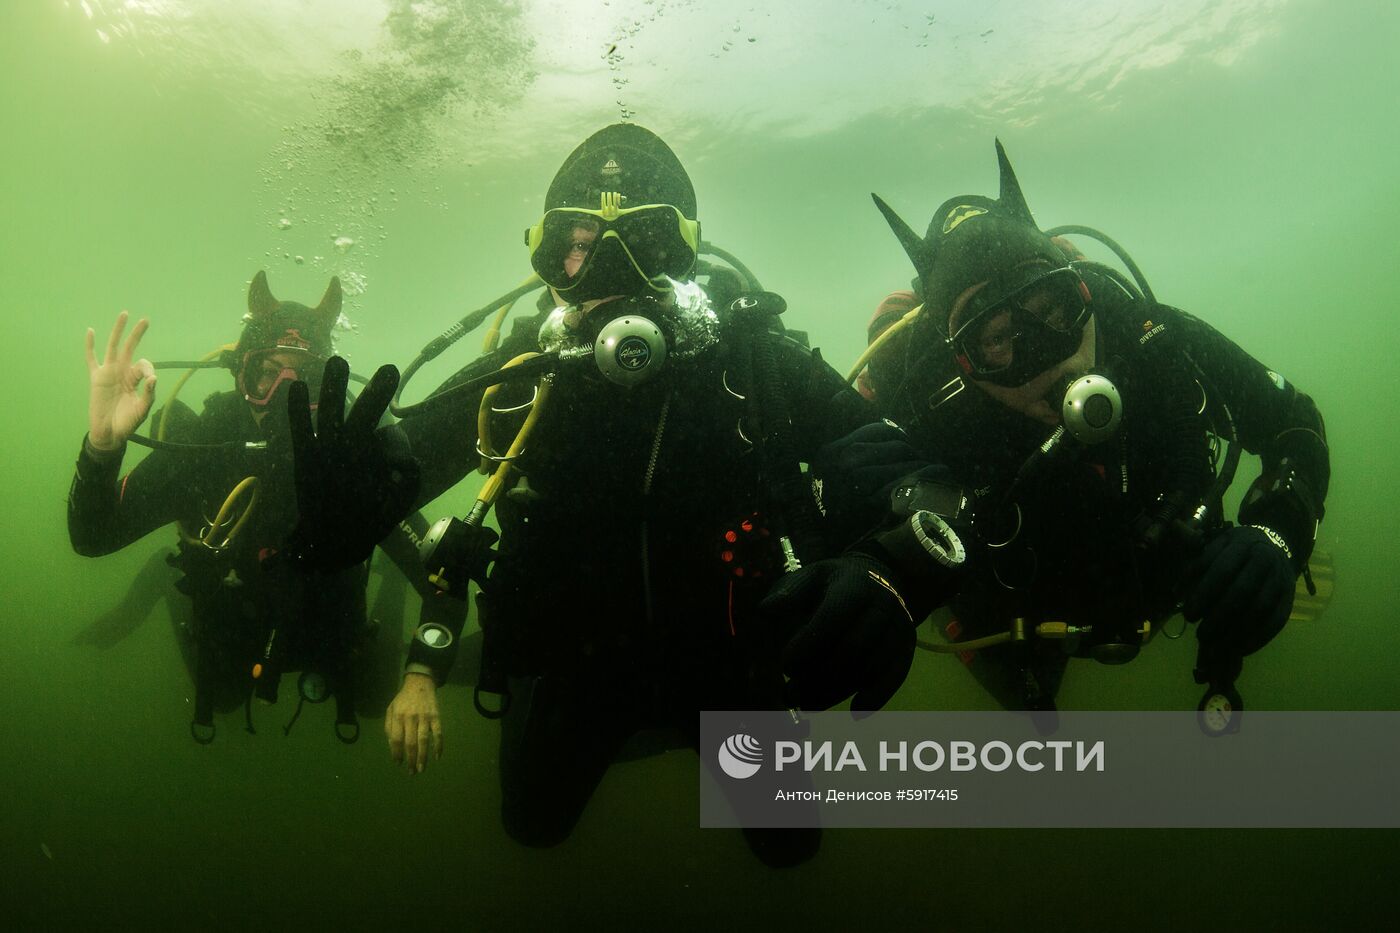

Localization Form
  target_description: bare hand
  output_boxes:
[85,311,156,450]
[385,672,443,774]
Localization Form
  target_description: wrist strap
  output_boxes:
[1248,524,1293,563]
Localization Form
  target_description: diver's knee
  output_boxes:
[742,826,822,868]
[501,804,576,849]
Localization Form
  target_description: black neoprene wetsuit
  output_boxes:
[878,265,1330,708]
[396,299,873,848]
[67,390,444,738]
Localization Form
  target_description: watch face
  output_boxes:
[1200,693,1235,735]
[297,671,329,703]
[418,623,452,649]
[909,481,967,521]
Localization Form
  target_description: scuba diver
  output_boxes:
[772,140,1329,732]
[68,273,438,744]
[365,122,880,865]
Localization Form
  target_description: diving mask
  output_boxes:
[947,263,1092,386]
[238,347,327,407]
[525,192,700,297]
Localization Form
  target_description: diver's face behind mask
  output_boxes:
[947,263,1091,387]
[238,347,326,411]
[527,201,699,303]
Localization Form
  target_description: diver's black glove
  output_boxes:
[1182,525,1296,656]
[762,554,917,713]
[813,421,933,542]
[283,356,421,572]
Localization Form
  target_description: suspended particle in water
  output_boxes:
[278,218,292,230]
[334,236,355,252]
[341,270,368,296]
[748,36,757,42]
[294,255,305,265]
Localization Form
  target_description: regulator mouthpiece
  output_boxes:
[1061,373,1122,445]
[593,314,668,387]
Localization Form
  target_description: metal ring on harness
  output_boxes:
[735,418,754,450]
[182,476,261,552]
[189,721,216,745]
[984,502,1022,549]
[490,385,540,414]
[335,721,361,744]
[474,438,526,463]
[721,369,747,400]
[992,547,1038,591]
[1160,614,1190,640]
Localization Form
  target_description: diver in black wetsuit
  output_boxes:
[68,273,439,743]
[766,141,1330,725]
[376,123,875,865]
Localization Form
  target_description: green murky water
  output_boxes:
[2,0,1397,928]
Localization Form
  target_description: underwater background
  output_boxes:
[2,0,1397,928]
